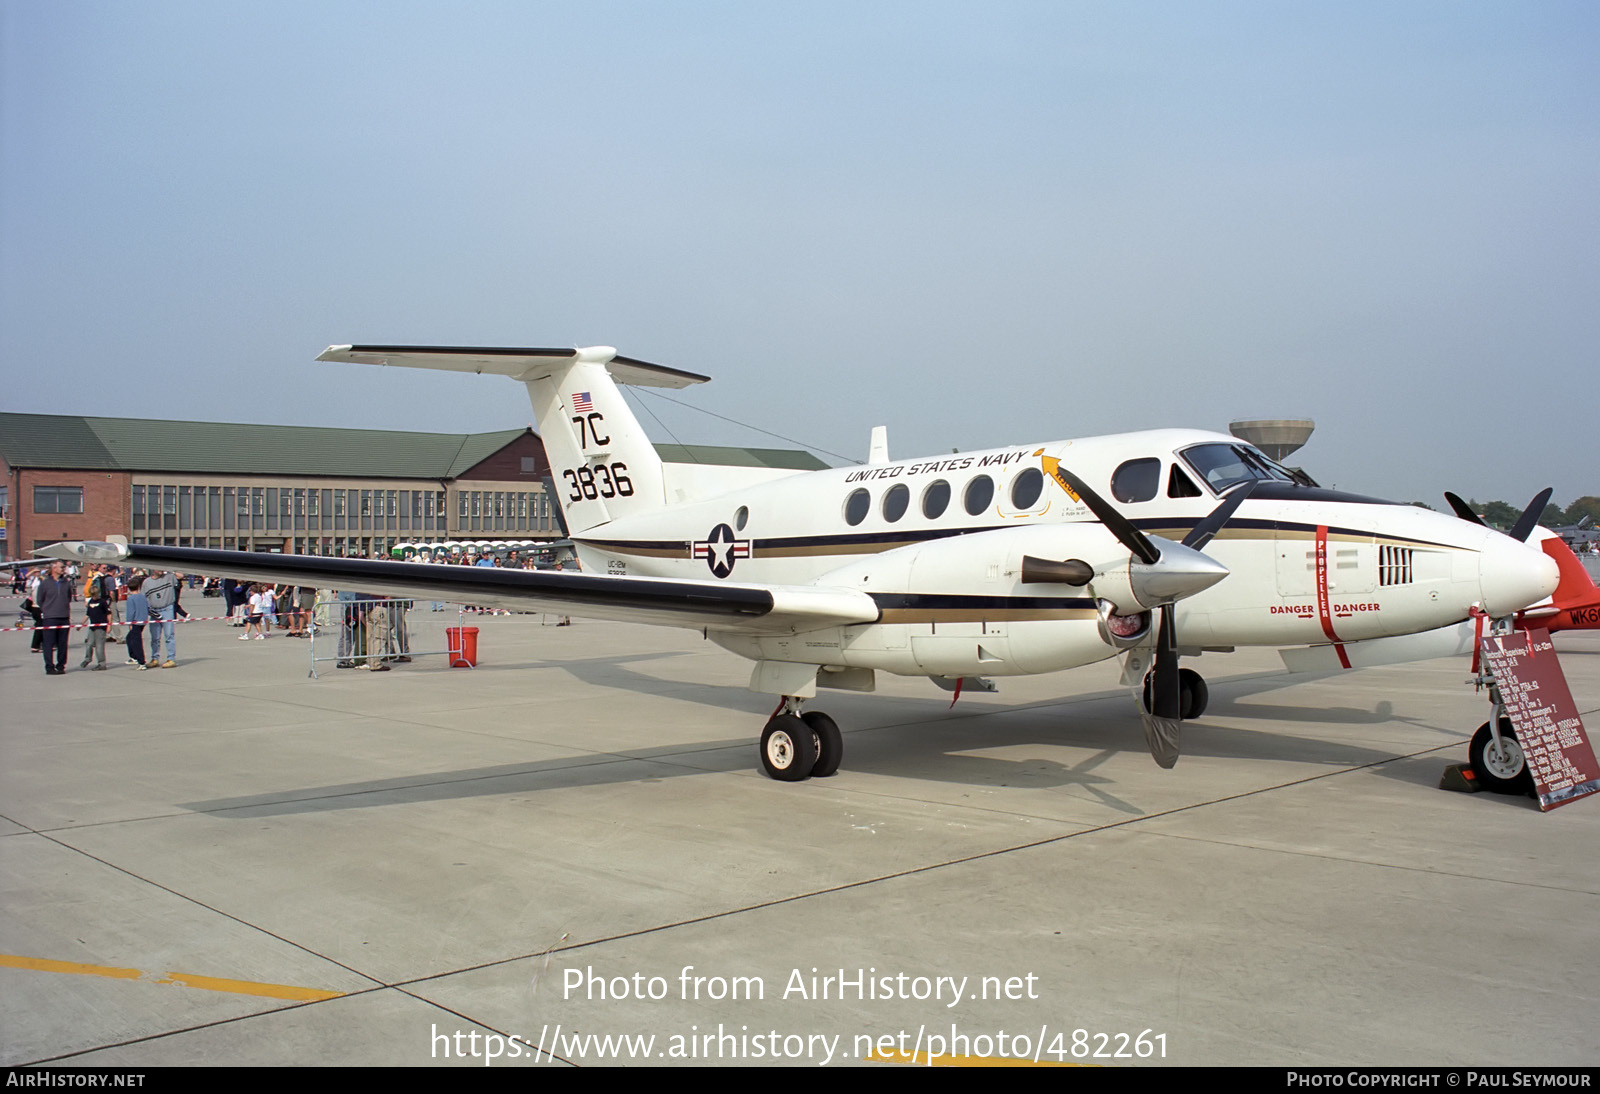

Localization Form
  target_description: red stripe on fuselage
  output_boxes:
[1315,524,1352,669]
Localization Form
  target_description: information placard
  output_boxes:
[1479,627,1599,811]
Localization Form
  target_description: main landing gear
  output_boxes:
[1142,666,1210,721]
[759,700,844,781]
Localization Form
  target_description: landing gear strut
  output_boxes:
[759,699,845,781]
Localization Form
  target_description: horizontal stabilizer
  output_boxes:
[317,345,710,389]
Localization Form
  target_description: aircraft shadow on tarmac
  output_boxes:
[181,666,1474,819]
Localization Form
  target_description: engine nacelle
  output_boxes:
[712,523,1155,678]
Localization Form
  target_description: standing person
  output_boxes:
[124,574,149,669]
[337,590,366,667]
[365,595,390,671]
[389,597,411,662]
[106,567,125,642]
[21,590,44,653]
[296,585,316,637]
[143,569,179,668]
[260,584,278,633]
[36,560,73,675]
[242,584,266,639]
[79,576,111,670]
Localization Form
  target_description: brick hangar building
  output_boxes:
[0,413,823,562]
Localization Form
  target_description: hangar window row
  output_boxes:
[842,468,1046,527]
[33,486,84,514]
[131,485,453,535]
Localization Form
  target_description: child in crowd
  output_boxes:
[125,575,149,668]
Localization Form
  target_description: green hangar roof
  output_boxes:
[0,413,828,478]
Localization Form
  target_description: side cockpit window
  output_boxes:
[1110,458,1161,503]
[1167,464,1203,498]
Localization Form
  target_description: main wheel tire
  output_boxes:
[760,715,817,781]
[801,711,844,778]
[1469,718,1534,796]
[1178,668,1208,720]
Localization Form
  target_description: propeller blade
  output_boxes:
[1150,606,1182,720]
[1509,488,1553,543]
[1443,492,1485,525]
[1138,606,1182,768]
[1182,480,1256,551]
[1052,466,1161,565]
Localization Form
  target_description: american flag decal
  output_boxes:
[572,392,594,413]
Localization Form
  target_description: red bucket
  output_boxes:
[446,626,479,668]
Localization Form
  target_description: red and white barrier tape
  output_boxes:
[4,614,278,633]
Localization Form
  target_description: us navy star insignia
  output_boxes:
[692,523,751,579]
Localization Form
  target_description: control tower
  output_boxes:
[1228,419,1315,462]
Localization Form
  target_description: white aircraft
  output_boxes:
[40,345,1561,781]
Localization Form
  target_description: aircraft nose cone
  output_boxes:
[1478,532,1560,617]
[1130,537,1231,606]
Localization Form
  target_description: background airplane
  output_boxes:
[1519,535,1600,633]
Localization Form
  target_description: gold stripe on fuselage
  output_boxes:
[877,608,1100,625]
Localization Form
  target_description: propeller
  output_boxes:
[1181,480,1254,551]
[1052,467,1160,564]
[1509,488,1553,543]
[1443,488,1553,543]
[1042,469,1253,769]
[1443,492,1484,525]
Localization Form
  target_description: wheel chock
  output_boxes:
[1439,763,1483,793]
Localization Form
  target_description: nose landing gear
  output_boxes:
[1469,718,1534,796]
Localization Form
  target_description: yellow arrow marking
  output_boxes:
[1039,454,1081,502]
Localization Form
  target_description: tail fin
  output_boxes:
[1541,536,1599,608]
[318,344,708,534]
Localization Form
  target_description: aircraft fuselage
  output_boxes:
[570,428,1554,681]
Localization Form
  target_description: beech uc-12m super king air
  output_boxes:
[40,345,1562,781]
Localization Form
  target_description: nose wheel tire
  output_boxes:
[1469,718,1534,796]
[801,711,844,778]
[1142,668,1209,721]
[761,715,817,781]
[1177,668,1208,720]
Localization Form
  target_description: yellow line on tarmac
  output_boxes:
[0,953,344,1002]
[866,1048,1085,1067]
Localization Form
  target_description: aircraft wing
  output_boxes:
[32,543,877,635]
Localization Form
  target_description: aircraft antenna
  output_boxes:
[622,387,703,464]
[632,387,861,465]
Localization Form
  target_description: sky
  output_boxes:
[2,1,1595,507]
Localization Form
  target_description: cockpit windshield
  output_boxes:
[1179,443,1317,494]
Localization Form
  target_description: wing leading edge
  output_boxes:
[32,543,876,635]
